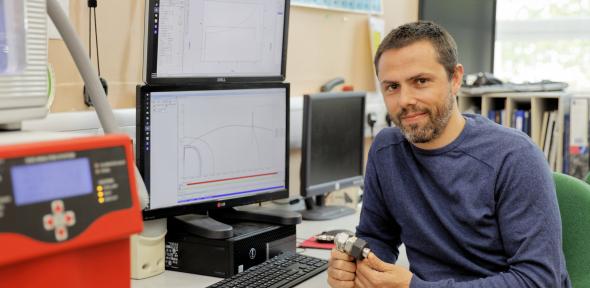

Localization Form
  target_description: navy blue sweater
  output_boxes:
[357,114,570,287]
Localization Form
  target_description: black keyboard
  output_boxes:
[207,253,328,288]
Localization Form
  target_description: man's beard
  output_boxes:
[391,91,455,144]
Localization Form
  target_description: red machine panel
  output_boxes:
[0,134,143,287]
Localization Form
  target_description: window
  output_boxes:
[494,0,590,92]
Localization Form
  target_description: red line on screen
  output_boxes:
[186,172,278,186]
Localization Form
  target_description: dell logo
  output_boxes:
[249,248,256,259]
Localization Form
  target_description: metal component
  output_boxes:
[315,234,335,243]
[333,232,371,260]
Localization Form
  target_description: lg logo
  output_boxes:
[249,248,256,259]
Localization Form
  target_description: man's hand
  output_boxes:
[327,248,357,288]
[355,252,413,288]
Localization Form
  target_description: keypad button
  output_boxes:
[55,227,68,242]
[64,211,76,226]
[51,200,64,214]
[43,214,54,231]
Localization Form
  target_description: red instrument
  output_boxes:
[0,134,143,287]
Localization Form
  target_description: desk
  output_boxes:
[132,210,409,288]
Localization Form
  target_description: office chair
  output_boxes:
[552,172,590,287]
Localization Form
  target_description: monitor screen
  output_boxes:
[143,0,289,84]
[419,0,496,75]
[301,92,365,197]
[137,83,289,219]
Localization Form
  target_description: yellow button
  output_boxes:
[97,191,104,198]
[97,185,103,192]
[98,198,105,204]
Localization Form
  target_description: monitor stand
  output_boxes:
[171,207,302,239]
[171,214,234,239]
[211,206,302,226]
[301,195,355,221]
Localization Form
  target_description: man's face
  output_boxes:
[377,40,460,143]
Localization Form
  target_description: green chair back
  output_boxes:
[553,172,590,287]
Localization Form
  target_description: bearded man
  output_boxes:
[327,21,571,288]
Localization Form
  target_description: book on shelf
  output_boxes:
[514,110,525,131]
[524,111,531,137]
[543,111,556,160]
[488,109,506,125]
[549,111,560,171]
[539,111,550,149]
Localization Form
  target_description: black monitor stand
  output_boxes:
[301,195,355,221]
[170,207,302,239]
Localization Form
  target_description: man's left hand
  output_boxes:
[355,252,413,288]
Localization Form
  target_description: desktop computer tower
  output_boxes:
[165,221,296,278]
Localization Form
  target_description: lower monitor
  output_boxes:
[137,83,293,238]
[300,91,365,220]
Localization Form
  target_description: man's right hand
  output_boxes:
[327,248,357,288]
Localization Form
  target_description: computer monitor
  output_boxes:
[137,83,290,236]
[143,0,290,84]
[300,92,365,221]
[419,0,496,75]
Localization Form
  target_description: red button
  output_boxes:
[55,206,62,213]
[64,211,75,226]
[58,228,64,235]
[47,218,53,225]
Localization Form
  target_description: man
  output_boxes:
[328,21,570,288]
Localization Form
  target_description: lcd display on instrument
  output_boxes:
[11,158,93,206]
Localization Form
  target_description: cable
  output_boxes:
[87,0,100,76]
[84,0,107,107]
[94,8,101,76]
[367,112,377,139]
[88,6,91,60]
[47,0,149,209]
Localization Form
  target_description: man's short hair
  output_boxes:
[374,21,458,79]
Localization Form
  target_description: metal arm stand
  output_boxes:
[47,0,165,279]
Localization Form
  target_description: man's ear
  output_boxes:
[451,64,464,95]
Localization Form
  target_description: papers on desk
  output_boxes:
[460,81,568,96]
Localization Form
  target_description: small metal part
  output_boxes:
[315,234,335,243]
[333,232,371,260]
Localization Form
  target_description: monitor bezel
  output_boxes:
[300,91,366,198]
[418,0,497,74]
[137,82,290,220]
[142,0,291,85]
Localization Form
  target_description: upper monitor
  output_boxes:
[143,0,290,84]
[419,0,496,75]
[137,83,289,219]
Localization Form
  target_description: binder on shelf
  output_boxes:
[514,109,525,132]
[543,111,556,161]
[568,98,589,179]
[537,111,549,151]
[524,111,531,137]
[549,111,560,171]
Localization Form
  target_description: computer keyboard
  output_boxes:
[206,253,328,288]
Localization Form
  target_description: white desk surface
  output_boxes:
[132,210,409,288]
